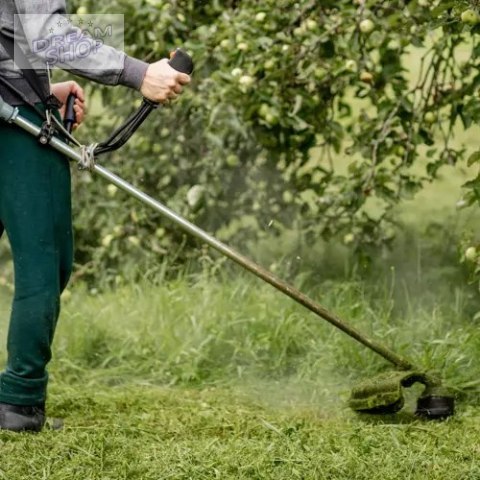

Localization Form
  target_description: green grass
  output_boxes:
[1,253,480,478]
[3,385,480,480]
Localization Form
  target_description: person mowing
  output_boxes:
[0,1,191,432]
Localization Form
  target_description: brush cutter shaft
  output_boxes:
[9,110,414,371]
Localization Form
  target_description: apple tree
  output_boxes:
[67,0,480,282]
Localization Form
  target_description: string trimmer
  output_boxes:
[0,49,454,419]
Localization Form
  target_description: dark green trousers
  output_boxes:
[0,105,73,406]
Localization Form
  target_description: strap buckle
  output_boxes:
[38,109,55,145]
[38,120,55,145]
[45,94,63,111]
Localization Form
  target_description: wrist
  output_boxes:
[119,55,149,90]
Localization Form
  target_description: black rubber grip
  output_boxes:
[64,93,76,133]
[168,48,194,75]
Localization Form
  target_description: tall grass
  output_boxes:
[38,218,480,407]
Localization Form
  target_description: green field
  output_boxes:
[1,245,480,479]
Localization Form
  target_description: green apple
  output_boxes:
[259,104,279,125]
[344,233,355,245]
[107,184,118,197]
[293,26,306,37]
[394,145,406,157]
[259,103,270,118]
[76,6,88,15]
[264,59,275,71]
[424,112,436,124]
[265,112,279,126]
[102,234,114,248]
[239,75,254,87]
[220,39,231,49]
[226,154,240,167]
[128,236,140,247]
[359,19,375,34]
[283,191,294,204]
[173,145,182,155]
[187,185,206,211]
[345,59,357,72]
[255,12,267,22]
[465,246,478,261]
[314,67,327,80]
[461,9,480,25]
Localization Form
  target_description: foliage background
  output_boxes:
[0,0,479,287]
[50,0,480,286]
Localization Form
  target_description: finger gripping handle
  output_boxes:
[168,48,194,75]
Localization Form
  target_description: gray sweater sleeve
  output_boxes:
[13,0,148,90]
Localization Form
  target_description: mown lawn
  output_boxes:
[1,262,480,479]
[2,384,480,480]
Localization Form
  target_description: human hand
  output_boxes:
[51,81,86,129]
[140,58,191,103]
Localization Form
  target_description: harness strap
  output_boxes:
[0,30,62,112]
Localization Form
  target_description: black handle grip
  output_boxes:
[168,48,194,75]
[64,93,76,134]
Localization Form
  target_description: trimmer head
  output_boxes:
[349,371,455,420]
[415,386,455,419]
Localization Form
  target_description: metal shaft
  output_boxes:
[11,112,414,371]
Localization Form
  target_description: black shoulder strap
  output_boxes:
[0,29,62,110]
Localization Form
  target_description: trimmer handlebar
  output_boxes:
[64,48,194,143]
[167,48,194,76]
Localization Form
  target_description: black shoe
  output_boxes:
[0,402,46,432]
